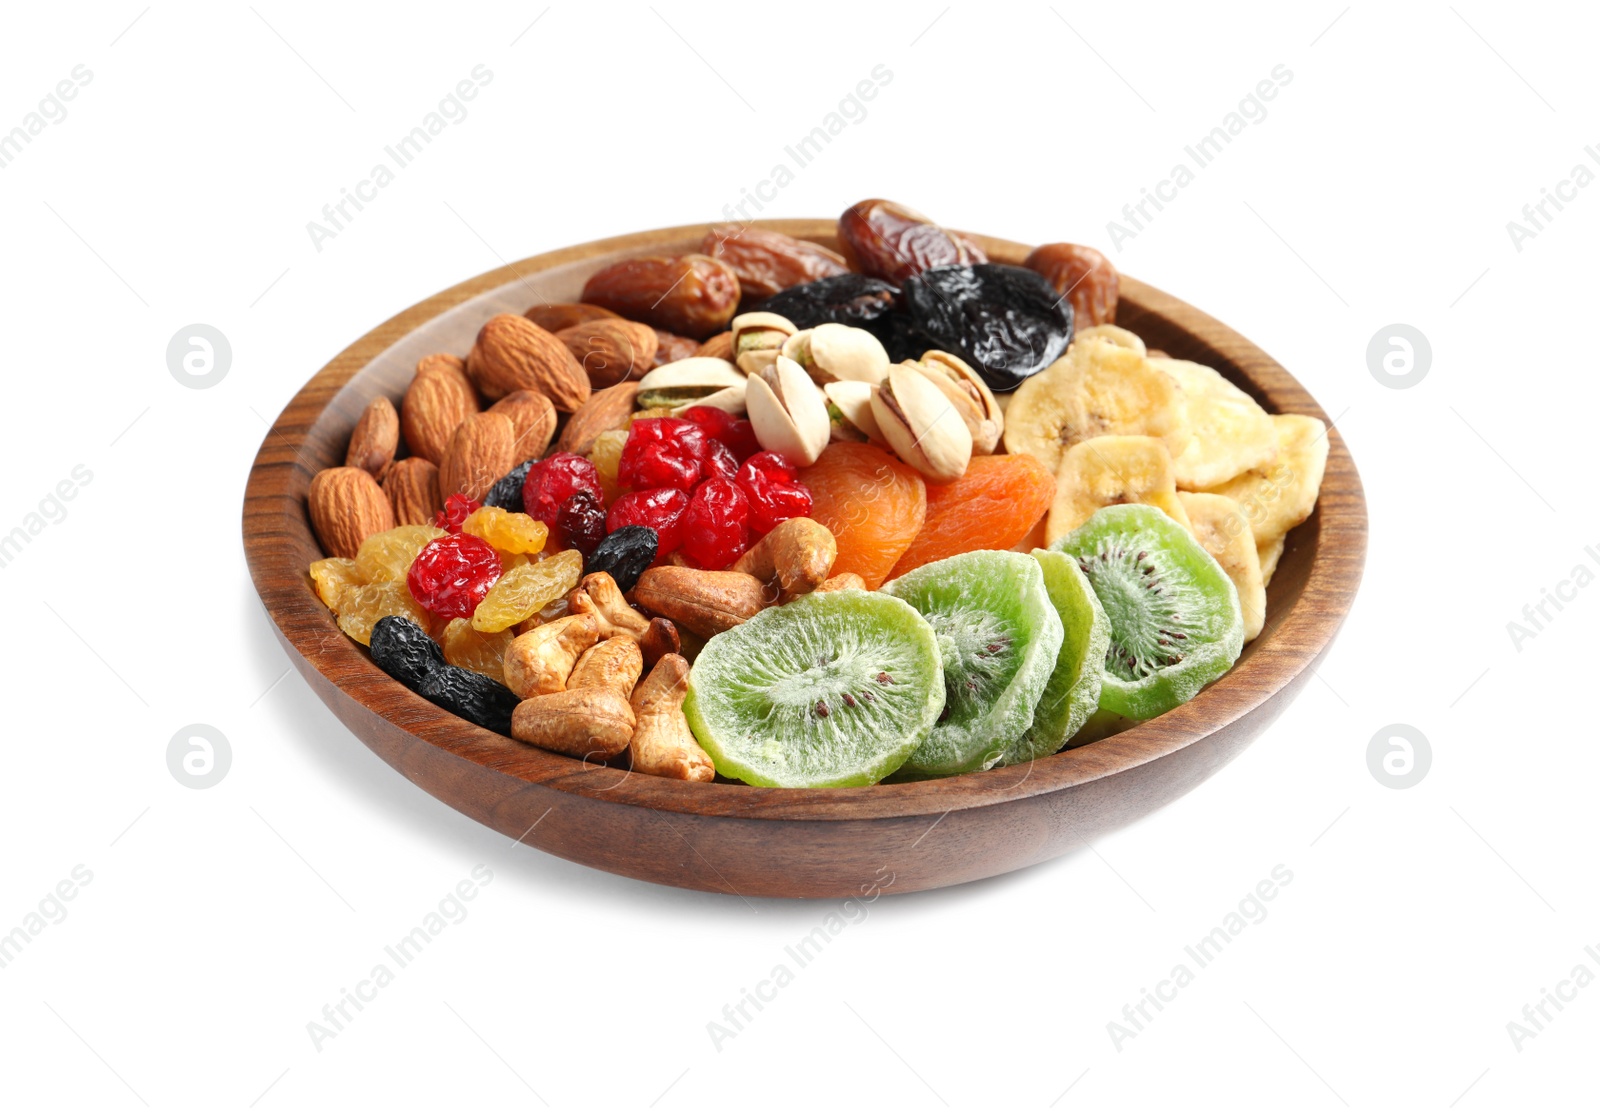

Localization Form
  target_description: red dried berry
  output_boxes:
[523,452,604,529]
[407,533,502,620]
[682,406,761,461]
[556,491,608,556]
[434,493,481,533]
[736,451,813,534]
[607,488,690,556]
[703,439,739,482]
[618,418,708,491]
[681,477,751,569]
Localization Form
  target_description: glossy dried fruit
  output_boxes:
[440,617,514,681]
[700,224,851,301]
[460,505,548,553]
[736,451,811,534]
[355,524,447,584]
[757,274,900,333]
[434,493,481,533]
[581,254,740,339]
[1023,243,1119,327]
[588,429,629,503]
[483,459,536,513]
[618,418,708,491]
[682,405,761,461]
[408,533,503,620]
[369,615,446,689]
[838,198,985,283]
[703,439,739,482]
[335,580,430,646]
[798,442,927,590]
[904,264,1075,392]
[583,525,658,592]
[607,488,690,555]
[523,452,605,536]
[470,549,583,633]
[309,557,361,609]
[556,491,608,556]
[680,478,751,569]
[886,454,1057,579]
[417,663,520,735]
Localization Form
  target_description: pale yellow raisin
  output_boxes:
[441,618,514,682]
[309,558,361,609]
[335,581,429,646]
[354,525,446,584]
[470,549,583,633]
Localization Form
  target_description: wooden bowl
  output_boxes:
[243,220,1366,899]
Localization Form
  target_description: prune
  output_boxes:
[583,525,659,592]
[417,663,520,735]
[700,225,851,302]
[483,459,536,513]
[864,310,932,363]
[756,274,901,332]
[838,199,986,283]
[1023,243,1119,327]
[903,264,1075,392]
[370,616,446,690]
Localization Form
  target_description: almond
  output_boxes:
[383,457,443,526]
[438,412,516,502]
[694,331,734,361]
[309,467,395,559]
[487,390,557,461]
[345,396,400,481]
[402,354,479,464]
[465,314,591,411]
[525,302,619,333]
[555,319,658,389]
[556,381,639,456]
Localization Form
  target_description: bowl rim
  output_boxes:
[242,218,1367,824]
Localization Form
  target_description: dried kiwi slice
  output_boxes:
[882,551,1064,777]
[996,550,1112,766]
[683,590,944,788]
[1051,505,1243,720]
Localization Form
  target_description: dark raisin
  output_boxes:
[483,458,538,513]
[583,525,658,592]
[903,264,1075,392]
[417,664,520,735]
[556,490,608,556]
[755,274,901,331]
[369,616,445,689]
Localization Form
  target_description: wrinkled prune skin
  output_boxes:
[903,264,1075,392]
[417,664,520,735]
[484,459,537,513]
[370,616,446,689]
[583,525,658,592]
[755,274,901,331]
[867,311,933,363]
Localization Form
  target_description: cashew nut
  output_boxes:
[732,516,836,596]
[631,567,768,638]
[510,635,643,760]
[569,572,650,639]
[502,613,598,699]
[628,654,715,782]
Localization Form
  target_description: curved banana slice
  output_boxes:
[1202,414,1328,548]
[1004,338,1191,474]
[1153,357,1279,491]
[1045,434,1192,544]
[1258,535,1285,586]
[1177,491,1266,641]
[1074,324,1148,356]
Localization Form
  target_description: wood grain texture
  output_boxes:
[242,220,1367,898]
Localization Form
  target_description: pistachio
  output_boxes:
[913,349,1003,454]
[781,323,889,386]
[822,380,884,443]
[745,355,830,466]
[870,362,973,483]
[731,311,797,375]
[634,357,746,410]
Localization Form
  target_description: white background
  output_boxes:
[1,2,1595,1111]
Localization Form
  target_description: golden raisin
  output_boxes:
[354,525,445,584]
[334,581,429,646]
[309,558,362,609]
[470,549,583,633]
[440,618,514,682]
[461,506,548,554]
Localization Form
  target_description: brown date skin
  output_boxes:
[1023,243,1119,327]
[837,198,985,284]
[524,302,619,333]
[651,331,700,369]
[580,254,740,340]
[700,225,851,302]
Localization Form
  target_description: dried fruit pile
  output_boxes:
[304,197,1328,788]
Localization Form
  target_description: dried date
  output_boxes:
[700,225,851,302]
[581,254,740,340]
[652,331,700,368]
[1023,243,1119,327]
[837,198,985,283]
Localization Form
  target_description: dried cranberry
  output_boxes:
[703,439,740,482]
[556,491,608,556]
[681,406,761,461]
[736,451,812,534]
[523,452,604,528]
[681,478,751,569]
[607,488,690,556]
[407,533,502,619]
[434,493,481,533]
[618,418,708,490]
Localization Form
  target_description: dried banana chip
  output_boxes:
[1045,434,1193,543]
[1177,491,1266,641]
[1153,357,1279,491]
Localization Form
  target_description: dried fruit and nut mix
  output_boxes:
[306,198,1329,788]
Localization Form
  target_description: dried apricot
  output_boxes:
[798,442,926,589]
[460,506,548,554]
[354,525,446,584]
[335,581,430,646]
[886,454,1055,580]
[440,618,514,682]
[309,557,362,609]
[471,549,583,633]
